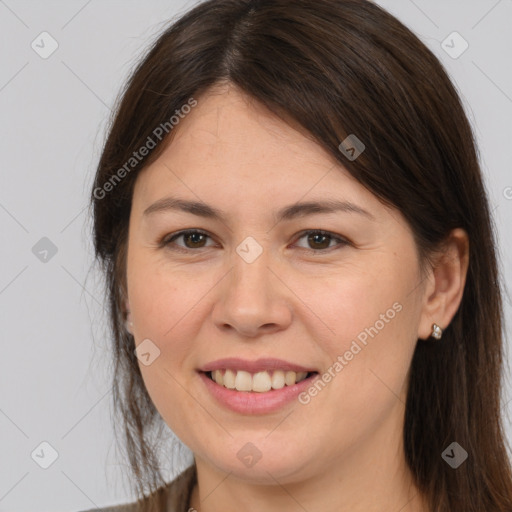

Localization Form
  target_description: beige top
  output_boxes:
[79,464,197,512]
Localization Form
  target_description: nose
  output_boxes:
[211,249,293,338]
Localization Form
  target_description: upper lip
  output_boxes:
[200,357,317,373]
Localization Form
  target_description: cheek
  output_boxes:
[298,252,420,418]
[300,254,413,354]
[128,257,203,344]
[127,263,210,438]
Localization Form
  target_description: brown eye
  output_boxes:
[163,230,214,251]
[182,232,208,248]
[307,232,331,249]
[295,230,349,252]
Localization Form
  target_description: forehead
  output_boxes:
[132,85,373,208]
[172,86,336,172]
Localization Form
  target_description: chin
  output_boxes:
[200,440,320,485]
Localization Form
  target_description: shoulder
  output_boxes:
[77,464,197,512]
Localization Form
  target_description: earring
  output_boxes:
[431,323,443,340]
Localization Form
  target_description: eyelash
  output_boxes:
[159,229,350,254]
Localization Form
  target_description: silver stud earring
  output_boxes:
[431,323,443,340]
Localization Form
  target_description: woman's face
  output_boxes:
[125,84,429,484]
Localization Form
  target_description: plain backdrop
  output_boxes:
[1,1,511,510]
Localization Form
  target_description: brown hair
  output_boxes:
[90,0,512,510]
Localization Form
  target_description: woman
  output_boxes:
[87,0,512,510]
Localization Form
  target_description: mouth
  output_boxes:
[197,358,319,414]
[204,369,316,392]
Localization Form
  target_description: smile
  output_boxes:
[198,357,320,414]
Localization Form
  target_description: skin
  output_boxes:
[124,82,469,512]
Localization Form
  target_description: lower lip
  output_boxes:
[198,371,318,414]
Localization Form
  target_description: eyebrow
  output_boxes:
[143,196,375,222]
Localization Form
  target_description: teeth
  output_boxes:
[285,371,296,386]
[252,371,272,392]
[209,369,310,392]
[296,371,308,382]
[213,369,223,386]
[235,370,252,391]
[271,370,285,390]
[223,369,236,389]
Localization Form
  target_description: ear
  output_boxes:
[417,228,469,340]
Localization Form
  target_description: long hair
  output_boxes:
[90,1,512,510]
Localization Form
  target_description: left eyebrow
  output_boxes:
[276,199,375,222]
[142,196,375,222]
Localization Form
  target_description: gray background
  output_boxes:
[1,1,511,510]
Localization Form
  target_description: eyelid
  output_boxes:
[160,228,350,252]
